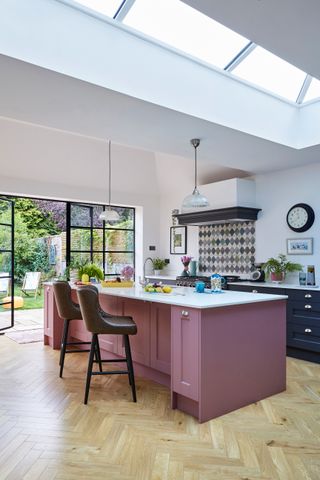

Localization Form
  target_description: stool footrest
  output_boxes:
[65,349,91,353]
[100,359,127,363]
[92,370,129,376]
[66,341,91,346]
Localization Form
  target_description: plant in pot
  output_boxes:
[262,254,302,283]
[152,258,166,276]
[65,260,82,283]
[78,263,104,283]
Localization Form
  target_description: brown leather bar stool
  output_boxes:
[77,285,137,404]
[53,281,102,378]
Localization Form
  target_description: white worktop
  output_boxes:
[231,281,319,291]
[145,275,177,281]
[94,285,287,309]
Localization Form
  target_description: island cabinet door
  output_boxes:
[171,306,200,402]
[150,303,171,375]
[121,299,151,366]
[98,295,121,355]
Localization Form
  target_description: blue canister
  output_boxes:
[195,281,205,293]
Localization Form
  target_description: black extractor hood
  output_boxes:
[174,206,261,226]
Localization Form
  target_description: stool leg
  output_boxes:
[95,336,103,372]
[124,335,136,403]
[59,319,70,378]
[84,334,97,405]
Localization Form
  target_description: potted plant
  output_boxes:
[78,263,104,283]
[262,254,302,282]
[152,258,166,276]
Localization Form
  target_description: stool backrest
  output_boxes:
[77,286,102,333]
[53,281,82,321]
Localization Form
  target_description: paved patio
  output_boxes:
[0,308,43,332]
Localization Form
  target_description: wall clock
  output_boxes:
[286,203,315,232]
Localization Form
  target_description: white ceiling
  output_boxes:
[182,0,320,80]
[1,0,320,178]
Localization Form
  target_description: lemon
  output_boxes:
[162,286,172,294]
[156,287,162,293]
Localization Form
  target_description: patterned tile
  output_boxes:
[199,221,256,274]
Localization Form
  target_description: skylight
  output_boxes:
[303,77,320,103]
[72,0,123,18]
[66,0,319,106]
[232,46,306,102]
[123,0,249,69]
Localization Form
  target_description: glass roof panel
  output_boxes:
[232,46,306,102]
[123,0,249,69]
[303,78,320,103]
[72,0,123,18]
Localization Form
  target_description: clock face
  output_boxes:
[286,203,315,232]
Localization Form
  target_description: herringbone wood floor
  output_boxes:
[0,336,319,480]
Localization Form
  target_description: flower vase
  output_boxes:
[181,265,190,277]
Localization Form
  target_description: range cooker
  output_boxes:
[175,275,243,289]
[176,275,211,288]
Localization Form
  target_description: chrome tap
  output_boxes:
[141,257,154,285]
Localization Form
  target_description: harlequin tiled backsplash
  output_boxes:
[198,221,256,274]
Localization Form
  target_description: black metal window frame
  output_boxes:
[1,194,135,280]
[0,197,14,331]
[67,201,135,278]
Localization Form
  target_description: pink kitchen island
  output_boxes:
[44,284,287,423]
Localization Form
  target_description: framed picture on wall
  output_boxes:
[287,237,313,255]
[170,226,187,254]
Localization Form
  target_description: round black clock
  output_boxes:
[286,203,315,232]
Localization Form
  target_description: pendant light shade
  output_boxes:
[99,207,120,222]
[181,139,209,213]
[99,140,120,222]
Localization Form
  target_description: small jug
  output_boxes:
[211,273,226,293]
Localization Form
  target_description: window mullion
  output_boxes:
[224,41,256,72]
[114,0,136,21]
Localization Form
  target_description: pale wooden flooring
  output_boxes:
[0,336,319,480]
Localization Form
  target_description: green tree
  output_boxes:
[14,198,60,237]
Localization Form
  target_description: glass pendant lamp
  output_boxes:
[181,138,209,212]
[99,140,120,222]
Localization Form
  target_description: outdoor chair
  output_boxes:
[21,272,41,298]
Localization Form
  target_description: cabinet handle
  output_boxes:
[305,304,312,309]
[305,294,312,299]
[252,289,258,293]
[181,310,189,317]
[305,328,312,333]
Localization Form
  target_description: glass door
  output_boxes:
[0,198,14,332]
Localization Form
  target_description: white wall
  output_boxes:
[2,117,320,284]
[155,152,199,275]
[0,117,161,279]
[156,156,320,284]
[255,163,320,284]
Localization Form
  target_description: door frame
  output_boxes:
[0,197,14,332]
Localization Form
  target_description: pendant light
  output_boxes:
[99,140,120,222]
[181,138,209,212]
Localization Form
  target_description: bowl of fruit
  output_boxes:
[144,283,172,294]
